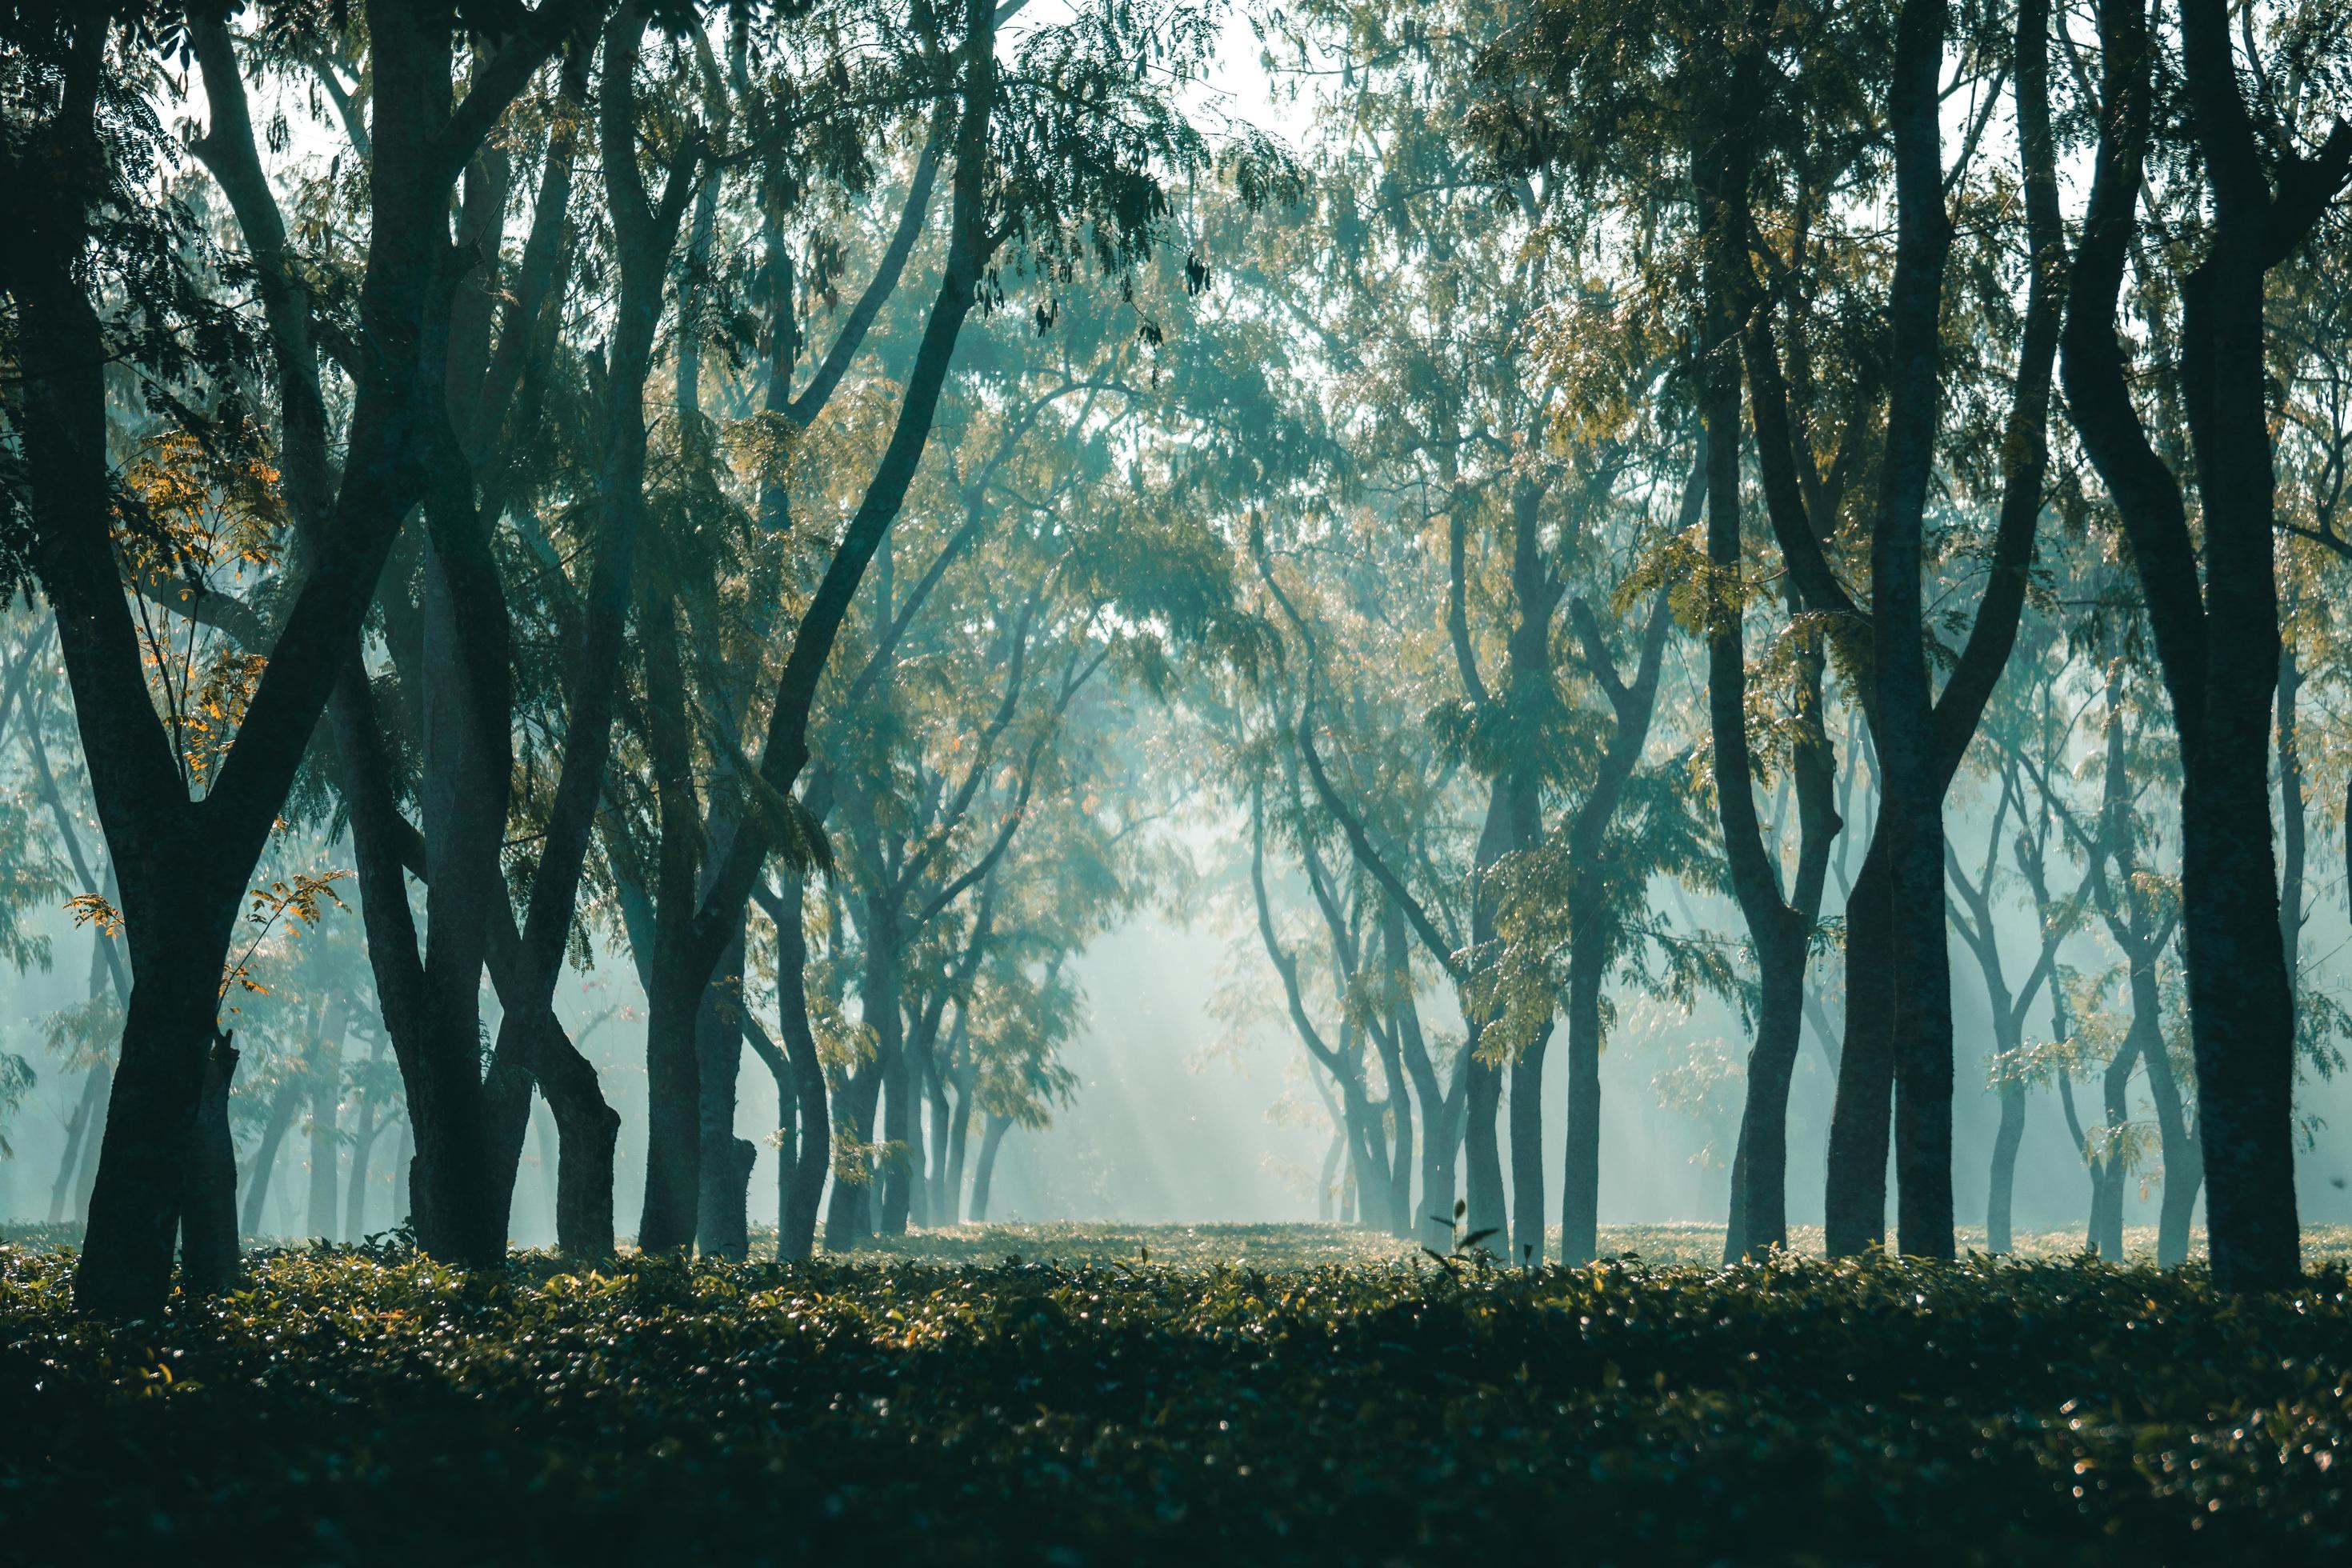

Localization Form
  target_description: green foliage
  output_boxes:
[10,1226,2352,1558]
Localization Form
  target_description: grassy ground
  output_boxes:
[834,1218,2352,1269]
[5,1223,2352,1561]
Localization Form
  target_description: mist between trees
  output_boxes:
[3,0,2352,1322]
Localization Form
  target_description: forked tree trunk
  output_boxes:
[78,941,237,1319]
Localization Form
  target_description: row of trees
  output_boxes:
[3,0,2350,1315]
[0,0,1275,1318]
[1211,0,2352,1292]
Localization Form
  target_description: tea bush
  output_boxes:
[3,1226,2350,1562]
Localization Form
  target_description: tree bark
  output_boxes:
[695,921,752,1258]
[1507,1026,1550,1264]
[970,1114,1012,1223]
[181,1034,242,1298]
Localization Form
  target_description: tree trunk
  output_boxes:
[75,943,235,1319]
[1561,922,1610,1267]
[531,1013,621,1258]
[1730,930,1809,1260]
[49,1067,106,1225]
[970,1114,1011,1223]
[1461,1048,1505,1253]
[305,998,350,1241]
[946,1068,974,1226]
[344,1036,388,1244]
[1508,1026,1549,1264]
[1986,1079,2026,1254]
[2134,953,2202,1268]
[638,932,705,1253]
[1370,1017,1414,1238]
[239,1074,305,1238]
[695,920,751,1258]
[1875,0,1958,1264]
[771,884,832,1261]
[2094,1029,2143,1260]
[2056,0,2330,1292]
[181,1034,242,1298]
[1826,838,1896,1254]
[825,1062,885,1250]
[923,1038,954,1229]
[394,1116,414,1230]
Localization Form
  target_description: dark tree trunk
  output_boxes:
[825,1062,886,1250]
[2134,954,2202,1268]
[533,1015,621,1258]
[181,1034,242,1298]
[2056,0,2344,1291]
[1730,936,1809,1261]
[1508,1026,1550,1264]
[1826,840,1896,1253]
[27,8,565,1320]
[696,921,752,1258]
[1874,0,1958,1262]
[770,882,832,1261]
[1461,1048,1506,1253]
[394,1117,413,1229]
[78,945,237,1319]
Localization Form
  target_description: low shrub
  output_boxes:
[3,1226,2348,1562]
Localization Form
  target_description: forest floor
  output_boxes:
[4,1222,2350,1562]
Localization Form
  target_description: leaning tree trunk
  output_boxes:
[771,883,832,1261]
[49,1068,106,1226]
[970,1114,1012,1223]
[2134,953,2202,1268]
[1986,1078,2027,1254]
[239,1074,304,1238]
